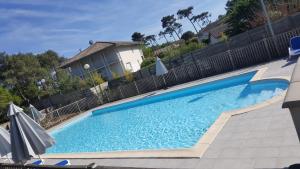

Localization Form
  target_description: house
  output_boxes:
[198,19,228,44]
[60,41,144,80]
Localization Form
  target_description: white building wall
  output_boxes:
[117,46,143,72]
[66,45,143,80]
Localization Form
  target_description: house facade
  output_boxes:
[60,41,144,80]
[198,19,228,44]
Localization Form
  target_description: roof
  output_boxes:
[60,41,141,68]
[200,19,228,39]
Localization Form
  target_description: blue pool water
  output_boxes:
[48,72,288,153]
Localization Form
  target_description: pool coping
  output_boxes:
[42,67,290,159]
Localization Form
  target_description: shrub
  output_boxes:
[220,32,229,42]
[188,37,199,44]
[111,71,120,79]
[92,72,105,85]
[142,46,154,58]
[0,87,22,123]
[141,57,156,68]
[78,79,88,89]
[157,52,166,59]
[181,31,196,41]
[162,42,205,60]
[124,70,134,82]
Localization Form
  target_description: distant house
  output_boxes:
[198,19,228,44]
[60,41,144,80]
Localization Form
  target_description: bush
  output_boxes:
[181,31,195,41]
[188,37,199,44]
[0,87,22,124]
[111,71,120,79]
[142,46,154,58]
[141,57,156,68]
[162,42,205,60]
[92,72,105,85]
[124,70,134,82]
[139,41,205,69]
[220,32,229,42]
[157,52,166,59]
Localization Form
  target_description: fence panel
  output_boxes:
[264,38,278,59]
[172,64,191,84]
[184,62,202,81]
[210,52,233,74]
[140,68,152,79]
[120,83,139,98]
[196,57,216,78]
[136,76,157,94]
[105,88,123,102]
[152,75,166,89]
[163,69,178,87]
[79,96,99,110]
[231,48,247,69]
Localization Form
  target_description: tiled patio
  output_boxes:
[1,59,299,169]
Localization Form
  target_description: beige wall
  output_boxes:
[117,46,143,73]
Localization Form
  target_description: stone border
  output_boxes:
[42,68,290,159]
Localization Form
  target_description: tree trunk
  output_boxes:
[163,34,169,43]
[188,17,199,34]
[196,21,202,29]
[173,29,181,40]
[170,33,176,41]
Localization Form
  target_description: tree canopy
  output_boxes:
[224,0,260,36]
[177,6,198,33]
[181,31,195,41]
[37,50,65,70]
[145,35,158,46]
[0,86,21,123]
[0,50,86,103]
[161,15,181,39]
[131,32,145,42]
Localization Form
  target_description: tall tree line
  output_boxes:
[131,5,212,46]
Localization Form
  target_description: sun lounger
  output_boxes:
[288,36,300,60]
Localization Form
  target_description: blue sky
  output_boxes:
[0,0,228,58]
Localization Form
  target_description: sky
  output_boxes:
[0,0,228,58]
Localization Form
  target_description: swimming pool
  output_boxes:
[47,71,288,154]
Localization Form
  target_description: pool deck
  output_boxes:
[2,59,299,169]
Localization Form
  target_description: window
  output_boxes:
[126,62,133,71]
